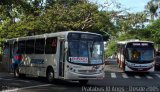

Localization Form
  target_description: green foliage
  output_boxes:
[0,0,115,44]
[1,0,160,59]
[0,53,2,61]
[145,0,159,21]
[42,3,103,32]
[146,18,160,44]
[122,29,152,41]
[105,40,117,58]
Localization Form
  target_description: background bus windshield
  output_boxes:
[68,33,103,65]
[126,42,154,63]
[127,48,154,61]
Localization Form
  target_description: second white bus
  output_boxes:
[116,40,155,72]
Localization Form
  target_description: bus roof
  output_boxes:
[117,40,154,45]
[4,31,102,42]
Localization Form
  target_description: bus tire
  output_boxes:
[46,68,54,83]
[79,80,88,85]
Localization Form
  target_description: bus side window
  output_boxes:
[25,39,35,54]
[45,37,57,54]
[17,41,26,54]
[35,38,45,54]
[13,42,18,54]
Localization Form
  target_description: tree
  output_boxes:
[145,0,158,21]
[146,18,160,44]
[0,1,114,40]
[41,3,114,39]
[105,39,117,58]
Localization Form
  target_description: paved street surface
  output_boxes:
[0,59,160,92]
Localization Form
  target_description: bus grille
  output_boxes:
[78,70,98,74]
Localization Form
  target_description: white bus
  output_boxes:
[116,40,155,72]
[2,31,105,84]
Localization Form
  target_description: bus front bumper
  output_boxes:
[65,71,105,80]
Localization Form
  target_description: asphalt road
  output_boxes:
[0,60,160,92]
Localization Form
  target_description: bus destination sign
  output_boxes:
[132,43,148,46]
[69,57,88,63]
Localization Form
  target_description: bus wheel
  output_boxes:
[79,80,88,85]
[46,69,54,83]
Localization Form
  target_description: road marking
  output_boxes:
[16,79,30,83]
[1,78,13,81]
[146,75,153,79]
[155,74,160,78]
[2,84,52,92]
[122,73,128,78]
[111,73,116,78]
[2,88,19,92]
[134,75,141,79]
[20,84,52,90]
[0,77,30,83]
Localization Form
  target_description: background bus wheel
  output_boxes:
[79,80,88,85]
[46,69,54,83]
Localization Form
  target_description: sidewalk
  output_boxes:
[0,62,14,77]
[0,62,9,73]
[0,72,13,77]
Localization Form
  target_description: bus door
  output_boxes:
[58,39,65,77]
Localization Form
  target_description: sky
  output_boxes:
[90,0,150,13]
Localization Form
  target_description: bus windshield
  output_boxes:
[127,48,154,62]
[67,33,103,65]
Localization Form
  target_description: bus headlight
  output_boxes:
[73,69,76,72]
[70,67,73,70]
[69,67,76,72]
